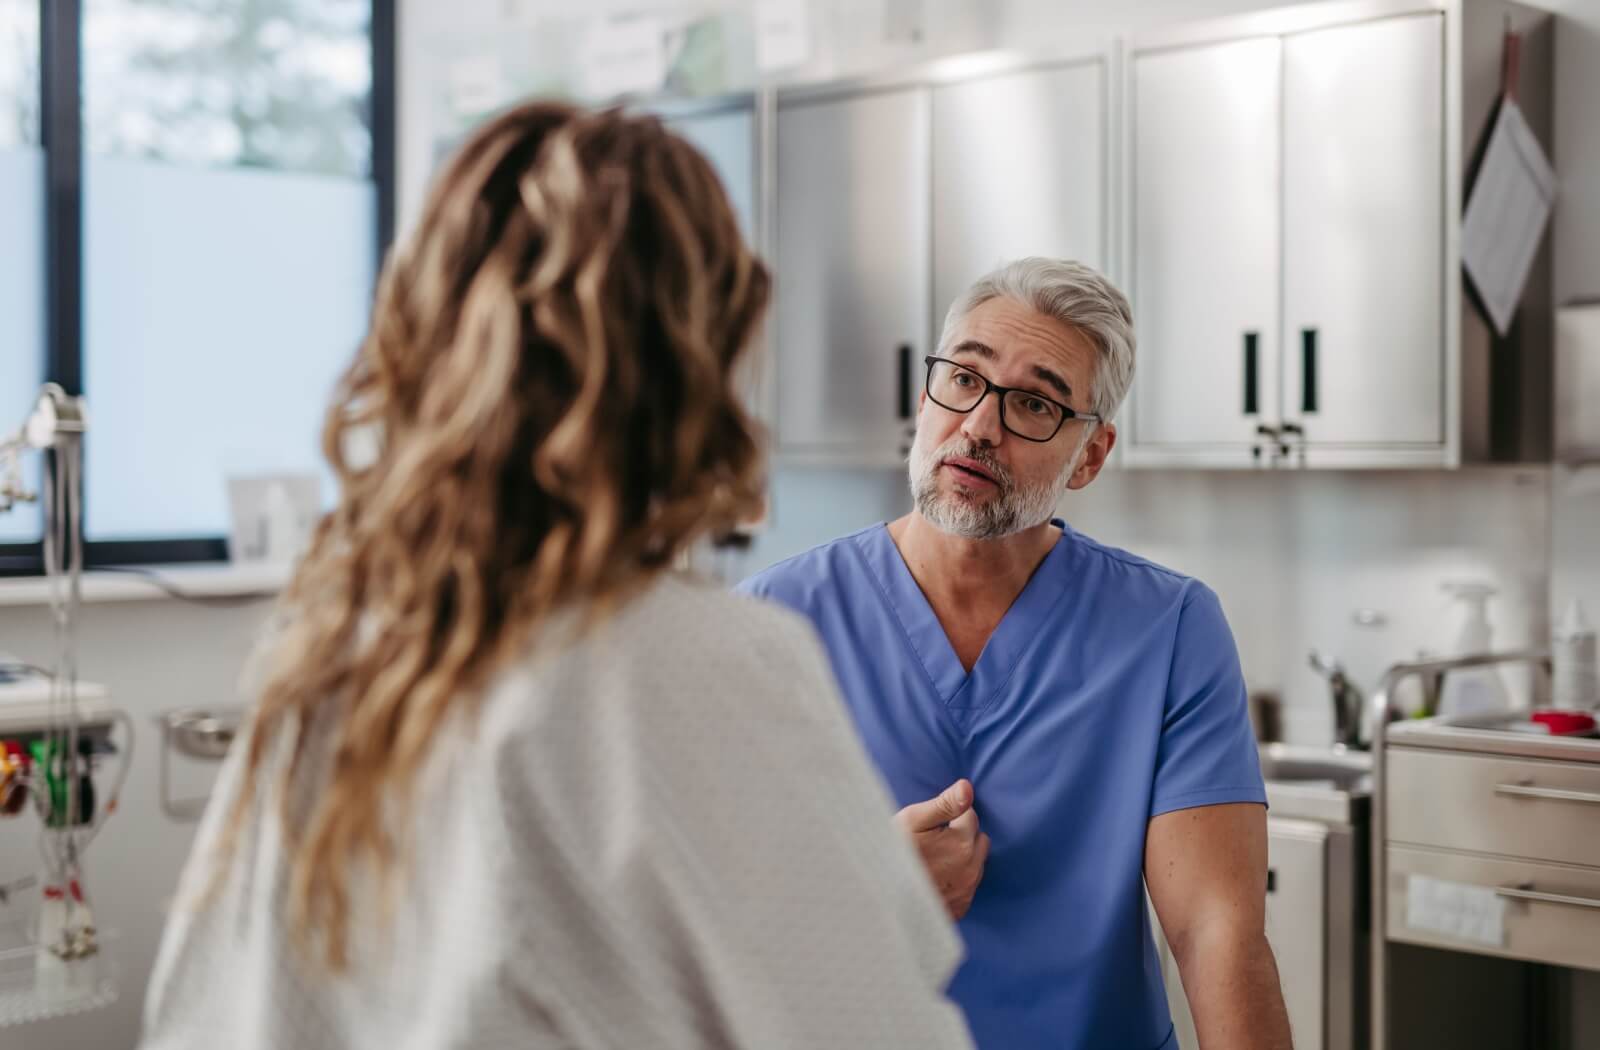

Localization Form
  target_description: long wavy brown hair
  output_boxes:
[225,101,770,969]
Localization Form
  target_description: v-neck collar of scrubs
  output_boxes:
[853,519,1077,714]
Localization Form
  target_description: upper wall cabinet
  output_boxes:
[775,86,931,463]
[1123,0,1555,469]
[931,60,1106,330]
[1130,36,1282,452]
[774,53,1108,466]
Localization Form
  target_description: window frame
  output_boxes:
[0,0,395,576]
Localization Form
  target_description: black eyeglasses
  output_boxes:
[923,356,1100,443]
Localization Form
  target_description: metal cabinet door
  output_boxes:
[1282,14,1445,447]
[931,59,1106,338]
[1268,817,1329,1050]
[1129,37,1281,452]
[664,103,757,244]
[775,87,930,460]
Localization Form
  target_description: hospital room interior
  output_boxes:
[2,0,1599,1047]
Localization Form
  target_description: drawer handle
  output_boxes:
[1495,883,1600,911]
[1493,781,1600,806]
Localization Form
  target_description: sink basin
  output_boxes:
[1259,744,1372,785]
[1258,744,1372,824]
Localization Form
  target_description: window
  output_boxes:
[0,0,42,545]
[0,0,393,571]
[83,0,376,541]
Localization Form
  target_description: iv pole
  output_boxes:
[0,383,115,1021]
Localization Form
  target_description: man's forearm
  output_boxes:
[1173,928,1294,1050]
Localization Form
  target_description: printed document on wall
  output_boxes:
[1461,99,1556,337]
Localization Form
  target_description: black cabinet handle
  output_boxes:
[1301,328,1318,414]
[897,344,913,420]
[1243,332,1259,415]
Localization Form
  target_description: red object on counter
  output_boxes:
[1530,709,1597,735]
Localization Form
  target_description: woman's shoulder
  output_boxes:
[482,574,835,731]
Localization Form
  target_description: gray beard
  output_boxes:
[907,431,1086,540]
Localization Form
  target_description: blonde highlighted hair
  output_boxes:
[226,101,770,969]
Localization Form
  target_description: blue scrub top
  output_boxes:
[738,520,1266,1050]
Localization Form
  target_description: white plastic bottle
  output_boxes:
[1553,598,1600,710]
[1436,582,1516,719]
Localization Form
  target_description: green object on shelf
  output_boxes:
[29,738,66,826]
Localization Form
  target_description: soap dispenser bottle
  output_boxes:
[1553,598,1599,710]
[1436,582,1516,719]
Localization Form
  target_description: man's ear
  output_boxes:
[1067,423,1116,491]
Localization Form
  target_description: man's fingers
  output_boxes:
[975,832,992,866]
[896,778,974,833]
[947,807,980,839]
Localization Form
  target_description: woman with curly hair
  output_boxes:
[139,102,972,1050]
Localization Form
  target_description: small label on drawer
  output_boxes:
[1406,874,1506,947]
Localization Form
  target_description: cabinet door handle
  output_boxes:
[1301,328,1318,413]
[1243,332,1259,415]
[1494,781,1600,806]
[1495,883,1600,911]
[898,344,913,420]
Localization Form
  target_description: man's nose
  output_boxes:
[960,391,1005,447]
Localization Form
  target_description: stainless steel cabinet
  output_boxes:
[1126,2,1472,464]
[775,87,929,461]
[1129,37,1282,453]
[1282,14,1445,449]
[774,55,1107,465]
[932,60,1106,337]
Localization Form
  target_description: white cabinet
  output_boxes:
[774,55,1107,465]
[1123,0,1547,469]
[1265,820,1331,1050]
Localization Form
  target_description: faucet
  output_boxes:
[1308,650,1367,750]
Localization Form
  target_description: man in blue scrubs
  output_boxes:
[740,258,1292,1049]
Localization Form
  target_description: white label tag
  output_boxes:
[1406,874,1506,947]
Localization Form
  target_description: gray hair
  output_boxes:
[937,257,1136,423]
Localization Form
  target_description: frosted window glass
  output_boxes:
[0,147,44,542]
[84,158,375,539]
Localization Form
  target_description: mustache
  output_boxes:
[930,438,1012,488]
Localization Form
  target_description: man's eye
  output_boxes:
[1023,397,1051,416]
[953,372,978,388]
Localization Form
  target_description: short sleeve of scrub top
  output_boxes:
[738,521,1266,1050]
[1149,583,1266,818]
